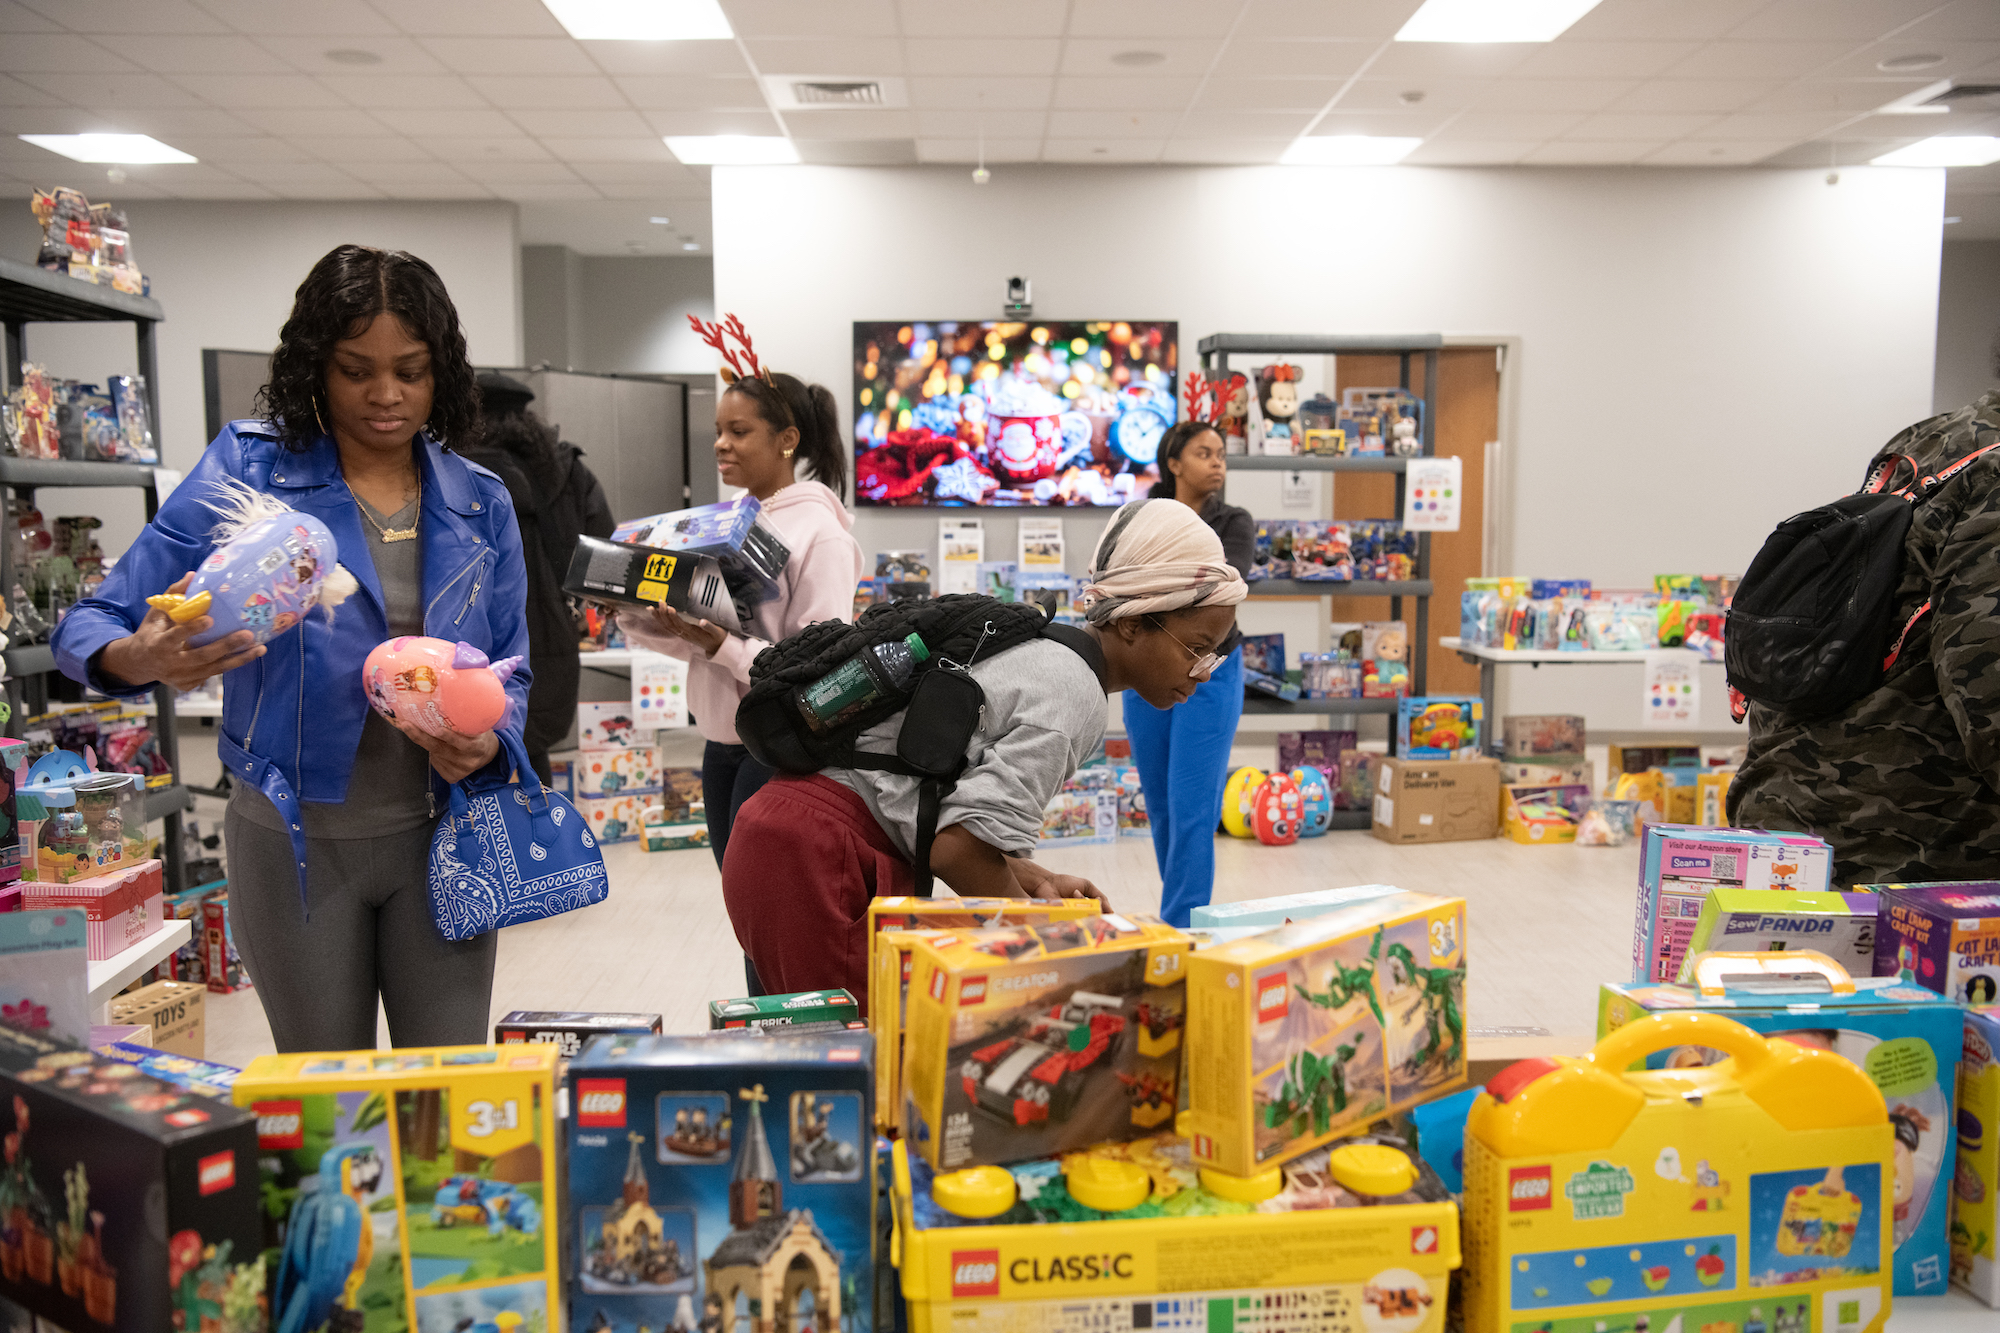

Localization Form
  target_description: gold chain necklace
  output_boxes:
[357,488,420,544]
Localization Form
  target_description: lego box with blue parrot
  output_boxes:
[233,1043,561,1333]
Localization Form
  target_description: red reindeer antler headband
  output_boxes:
[688,312,774,386]
[1181,371,1228,427]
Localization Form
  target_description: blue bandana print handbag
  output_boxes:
[428,729,609,940]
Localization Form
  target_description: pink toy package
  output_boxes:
[1631,824,1833,983]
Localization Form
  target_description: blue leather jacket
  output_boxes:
[53,422,533,908]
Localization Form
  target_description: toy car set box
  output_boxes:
[891,1130,1459,1333]
[1956,1006,2000,1305]
[1868,881,2000,1006]
[1633,825,1834,983]
[1500,714,1585,760]
[1183,890,1468,1177]
[496,1009,666,1056]
[1598,952,1960,1295]
[1395,696,1483,761]
[1462,1010,1896,1333]
[709,989,860,1029]
[564,1028,876,1333]
[231,1042,563,1333]
[1675,889,1879,982]
[903,915,1191,1171]
[1188,884,1401,930]
[0,1024,262,1333]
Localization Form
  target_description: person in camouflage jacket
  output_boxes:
[1731,390,2000,886]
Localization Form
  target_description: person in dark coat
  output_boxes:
[464,371,615,783]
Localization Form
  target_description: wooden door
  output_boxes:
[1325,347,1499,696]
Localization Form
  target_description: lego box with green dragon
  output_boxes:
[1183,889,1467,1176]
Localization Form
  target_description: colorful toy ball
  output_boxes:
[145,478,358,648]
[363,637,523,737]
[1251,772,1303,846]
[1221,766,1266,839]
[1290,766,1334,838]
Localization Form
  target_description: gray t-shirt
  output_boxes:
[826,637,1107,860]
[233,495,435,838]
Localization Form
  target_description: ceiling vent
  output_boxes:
[1924,83,2000,107]
[761,75,908,111]
[794,81,882,106]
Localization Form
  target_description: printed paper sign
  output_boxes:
[1019,517,1064,569]
[632,651,688,729]
[939,518,984,595]
[1643,652,1699,729]
[1403,457,1462,532]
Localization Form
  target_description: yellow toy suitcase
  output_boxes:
[1462,1011,1894,1333]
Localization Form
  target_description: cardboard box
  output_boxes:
[904,915,1190,1170]
[1956,1006,2000,1305]
[578,791,646,843]
[1697,769,1735,825]
[20,859,162,960]
[90,1023,149,1047]
[1633,825,1835,983]
[105,979,204,1059]
[1370,756,1500,844]
[564,1030,876,1333]
[576,745,662,797]
[1868,882,2000,1006]
[1189,883,1402,930]
[1608,743,1702,776]
[577,701,652,751]
[641,815,709,851]
[234,1043,563,1333]
[1185,889,1467,1176]
[708,989,860,1029]
[494,1009,664,1058]
[1675,889,1879,981]
[1500,713,1585,759]
[0,1024,262,1333]
[1500,782,1593,844]
[547,756,574,799]
[1500,756,1591,788]
[1396,695,1484,761]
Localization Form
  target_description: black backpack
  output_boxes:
[734,594,1102,894]
[1726,432,2000,721]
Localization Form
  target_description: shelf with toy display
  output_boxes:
[1241,695,1400,715]
[2,643,55,676]
[0,254,162,324]
[85,916,190,1014]
[1225,455,1411,472]
[1441,636,1717,751]
[0,455,164,488]
[577,647,640,670]
[1248,578,1432,598]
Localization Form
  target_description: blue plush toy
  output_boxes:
[1291,765,1335,838]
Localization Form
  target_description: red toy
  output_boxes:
[1251,771,1304,846]
[959,993,1129,1127]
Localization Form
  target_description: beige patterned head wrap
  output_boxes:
[1077,499,1248,625]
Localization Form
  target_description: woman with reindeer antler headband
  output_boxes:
[619,313,863,992]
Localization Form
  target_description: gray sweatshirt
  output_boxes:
[826,637,1107,861]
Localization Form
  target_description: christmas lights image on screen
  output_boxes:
[853,319,1178,507]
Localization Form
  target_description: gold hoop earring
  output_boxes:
[314,399,330,438]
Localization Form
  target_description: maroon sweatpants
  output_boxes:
[721,774,914,1011]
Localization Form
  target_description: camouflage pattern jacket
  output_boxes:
[1732,390,2000,886]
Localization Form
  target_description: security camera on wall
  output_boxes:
[1004,276,1031,318]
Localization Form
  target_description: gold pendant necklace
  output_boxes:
[358,497,419,543]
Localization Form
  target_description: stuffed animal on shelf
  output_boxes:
[362,636,523,737]
[1291,766,1334,838]
[145,478,358,648]
[1256,364,1302,455]
[1251,771,1303,846]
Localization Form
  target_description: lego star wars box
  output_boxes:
[496,1009,665,1057]
[564,1029,876,1333]
[1633,825,1834,983]
[1956,1006,2000,1305]
[1183,890,1467,1177]
[1869,882,2000,1006]
[1675,888,1878,982]
[232,1043,562,1333]
[903,915,1191,1171]
[0,1024,262,1333]
[708,989,860,1029]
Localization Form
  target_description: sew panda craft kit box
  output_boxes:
[1868,881,2000,1006]
[564,1029,876,1333]
[1675,888,1879,981]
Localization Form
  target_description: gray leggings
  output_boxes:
[224,805,497,1052]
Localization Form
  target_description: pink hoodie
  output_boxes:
[620,482,864,745]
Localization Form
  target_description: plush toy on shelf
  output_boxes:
[1290,766,1334,838]
[362,636,523,737]
[1250,771,1303,846]
[145,478,358,647]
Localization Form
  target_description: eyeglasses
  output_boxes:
[1148,616,1221,679]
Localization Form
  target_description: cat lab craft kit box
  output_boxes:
[1868,881,2000,1006]
[232,1043,563,1333]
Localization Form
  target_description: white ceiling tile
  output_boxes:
[898,0,1068,38]
[1510,41,1703,78]
[1334,79,1492,112]
[1471,79,1638,112]
[1564,111,1720,140]
[914,108,1046,137]
[154,178,282,199]
[904,38,1059,76]
[1606,79,1773,113]
[1211,41,1374,79]
[793,138,918,164]
[1743,78,1931,112]
[505,108,656,136]
[226,160,376,184]
[1402,139,1540,164]
[915,137,1042,162]
[373,0,567,37]
[465,75,627,108]
[1365,42,1543,80]
[0,34,139,72]
[195,0,400,34]
[1431,110,1587,139]
[1701,110,1854,139]
[0,2,61,32]
[376,178,497,198]
[318,74,492,106]
[1664,41,1866,79]
[1069,0,1238,37]
[564,159,708,187]
[287,135,433,161]
[1045,109,1180,138]
[615,75,768,109]
[367,106,523,135]
[1310,108,1455,136]
[1641,138,1794,164]
[1175,108,1316,138]
[112,162,269,190]
[407,135,551,161]
[533,135,681,161]
[80,107,264,135]
[1897,0,2000,42]
[1192,78,1342,112]
[1058,39,1234,78]
[1812,40,2000,80]
[453,160,584,184]
[1041,138,1163,162]
[0,72,65,105]
[414,37,598,75]
[488,180,607,200]
[1240,0,1425,42]
[260,175,388,199]
[11,71,207,106]
[1160,139,1292,164]
[166,73,352,107]
[166,135,313,162]
[253,35,452,74]
[228,106,398,135]
[725,0,900,38]
[19,0,227,33]
[90,33,283,72]
[0,106,121,133]
[1725,0,1947,43]
[1520,140,1663,163]
[780,108,917,139]
[645,107,784,135]
[904,76,1054,109]
[1563,0,1771,42]
[1051,76,1201,111]
[589,39,757,75]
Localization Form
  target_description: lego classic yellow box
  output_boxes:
[232,1044,561,1333]
[1184,889,1467,1177]
[904,913,1190,1169]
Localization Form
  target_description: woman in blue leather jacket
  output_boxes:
[53,245,532,1053]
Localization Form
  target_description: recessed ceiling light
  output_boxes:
[542,0,732,41]
[664,135,798,165]
[1397,0,1605,43]
[648,215,671,224]
[324,48,382,65]
[1870,135,2000,167]
[1878,53,1946,72]
[1111,50,1166,67]
[681,240,701,251]
[1399,90,1426,105]
[18,133,196,164]
[1280,136,1422,166]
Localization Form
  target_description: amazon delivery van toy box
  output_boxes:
[0,1024,262,1333]
[904,914,1190,1170]
[1370,757,1500,845]
[1675,888,1878,982]
[1633,825,1834,983]
[1868,881,2000,1006]
[1956,1006,2000,1304]
[1183,890,1467,1177]
[564,1029,877,1333]
[232,1043,562,1333]
[1597,957,1961,1296]
[1462,1011,1896,1333]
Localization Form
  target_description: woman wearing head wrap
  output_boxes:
[721,498,1245,1004]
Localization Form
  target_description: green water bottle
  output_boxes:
[797,632,929,733]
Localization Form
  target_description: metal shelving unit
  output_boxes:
[0,256,188,895]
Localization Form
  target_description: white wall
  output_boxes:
[1936,240,2000,414]
[577,255,715,375]
[714,163,1944,737]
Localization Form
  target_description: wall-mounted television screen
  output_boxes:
[853,319,1177,507]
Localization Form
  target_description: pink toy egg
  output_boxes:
[362,636,522,737]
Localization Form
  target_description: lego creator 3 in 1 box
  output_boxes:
[1184,890,1467,1177]
[1462,1011,1896,1333]
[904,915,1190,1171]
[565,1029,876,1333]
[231,1043,562,1333]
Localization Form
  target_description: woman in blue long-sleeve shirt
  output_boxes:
[53,245,532,1052]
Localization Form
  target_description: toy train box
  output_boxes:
[577,746,662,797]
[1188,883,1402,930]
[564,1029,875,1333]
[496,1009,665,1057]
[579,791,647,844]
[1957,1006,2000,1305]
[1633,825,1834,983]
[891,1131,1459,1333]
[708,989,860,1030]
[232,1043,563,1333]
[0,1024,261,1333]
[1868,881,2000,1006]
[1396,695,1484,761]
[1599,955,1960,1296]
[1676,888,1878,982]
[904,915,1190,1171]
[1184,890,1467,1177]
[1464,1011,1896,1333]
